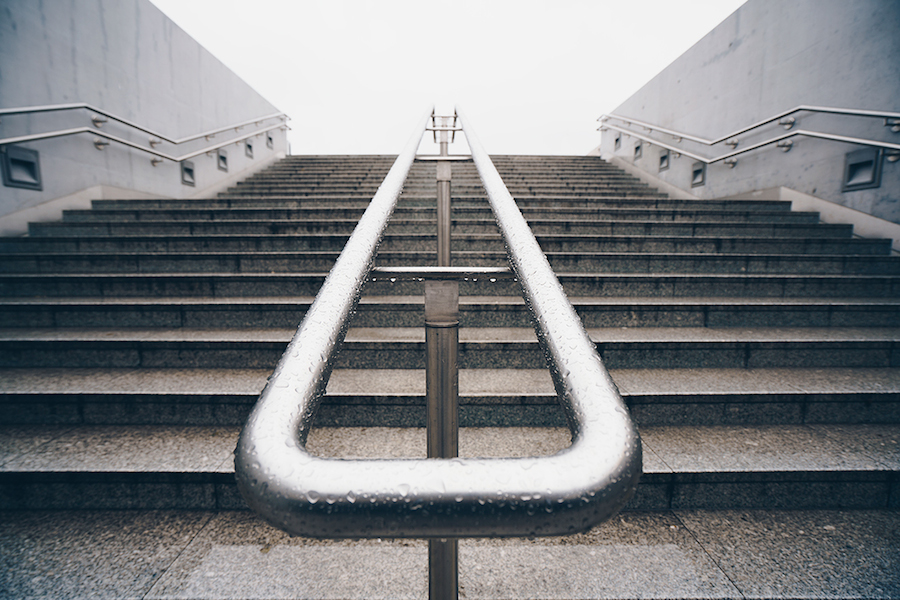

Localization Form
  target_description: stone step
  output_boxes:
[3,296,897,329]
[90,196,793,211]
[2,250,897,275]
[235,179,649,190]
[2,508,895,599]
[3,271,898,297]
[2,232,891,255]
[2,367,897,427]
[226,187,661,197]
[57,206,818,223]
[1,423,897,511]
[217,189,666,199]
[1,327,897,369]
[29,219,855,237]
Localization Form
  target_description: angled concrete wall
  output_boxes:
[598,0,900,226]
[0,0,288,234]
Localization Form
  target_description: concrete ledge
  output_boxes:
[0,152,286,237]
[0,186,164,238]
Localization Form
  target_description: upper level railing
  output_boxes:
[0,102,288,162]
[599,105,900,165]
[234,108,642,539]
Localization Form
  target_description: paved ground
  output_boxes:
[2,509,897,599]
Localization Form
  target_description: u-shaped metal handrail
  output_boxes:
[234,108,642,539]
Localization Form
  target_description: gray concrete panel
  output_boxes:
[0,0,288,227]
[600,0,900,225]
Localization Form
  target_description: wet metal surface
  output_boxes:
[233,111,641,538]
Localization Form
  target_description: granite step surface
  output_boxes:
[2,367,898,427]
[3,295,897,329]
[1,423,898,511]
[32,218,856,238]
[1,326,898,369]
[4,233,891,255]
[3,272,900,297]
[55,206,819,223]
[3,250,896,274]
[126,195,783,211]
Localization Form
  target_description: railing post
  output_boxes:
[436,116,452,265]
[425,280,458,459]
[427,114,459,600]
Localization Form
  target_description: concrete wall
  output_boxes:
[598,0,900,226]
[0,0,288,234]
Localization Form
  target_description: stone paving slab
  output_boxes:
[675,509,900,599]
[0,510,214,600]
[140,511,744,600]
[2,509,896,599]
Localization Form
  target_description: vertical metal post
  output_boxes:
[436,117,452,266]
[425,279,459,600]
[425,280,458,458]
[427,115,458,600]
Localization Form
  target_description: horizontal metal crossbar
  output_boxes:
[415,155,472,161]
[371,266,514,280]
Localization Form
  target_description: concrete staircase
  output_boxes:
[1,154,898,599]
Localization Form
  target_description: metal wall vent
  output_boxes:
[691,161,706,187]
[842,147,882,191]
[181,161,196,186]
[1,145,42,191]
[659,149,670,172]
[217,149,228,172]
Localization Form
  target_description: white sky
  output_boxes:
[148,0,746,156]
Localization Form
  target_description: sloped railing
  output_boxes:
[0,102,288,162]
[599,105,900,165]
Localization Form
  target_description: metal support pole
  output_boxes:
[425,280,458,458]
[439,116,450,156]
[428,536,458,600]
[425,279,459,600]
[436,162,451,266]
[437,117,452,266]
[427,114,458,600]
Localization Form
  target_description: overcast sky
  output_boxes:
[148,0,746,156]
